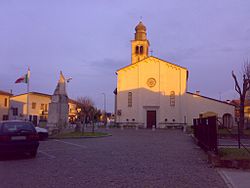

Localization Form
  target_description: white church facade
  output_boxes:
[115,21,235,128]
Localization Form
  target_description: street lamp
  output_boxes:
[101,93,107,128]
[101,93,106,113]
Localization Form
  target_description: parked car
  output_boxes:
[0,120,39,157]
[35,127,48,140]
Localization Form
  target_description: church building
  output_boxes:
[115,21,235,128]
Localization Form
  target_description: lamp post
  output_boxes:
[101,93,107,128]
[101,93,106,113]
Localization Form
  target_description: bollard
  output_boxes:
[135,125,138,130]
[183,125,187,133]
[152,125,156,131]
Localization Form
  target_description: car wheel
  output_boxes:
[30,150,37,158]
[39,133,48,141]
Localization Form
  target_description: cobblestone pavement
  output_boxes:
[0,129,227,188]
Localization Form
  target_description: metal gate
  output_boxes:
[193,116,218,154]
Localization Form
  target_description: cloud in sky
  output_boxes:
[0,0,250,111]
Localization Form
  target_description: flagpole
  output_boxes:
[27,68,30,121]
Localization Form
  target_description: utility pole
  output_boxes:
[237,120,241,149]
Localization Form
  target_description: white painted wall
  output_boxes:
[117,56,188,127]
[0,94,10,120]
[184,92,235,125]
[9,100,24,120]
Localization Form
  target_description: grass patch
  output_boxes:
[219,148,250,160]
[52,131,109,139]
[218,128,232,135]
[218,128,250,136]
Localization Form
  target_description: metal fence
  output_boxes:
[217,121,250,155]
[193,116,218,154]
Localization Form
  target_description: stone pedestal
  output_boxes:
[47,72,69,134]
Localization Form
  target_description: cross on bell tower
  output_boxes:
[131,21,150,64]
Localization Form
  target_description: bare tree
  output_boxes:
[232,61,250,132]
[76,97,95,133]
[91,108,102,133]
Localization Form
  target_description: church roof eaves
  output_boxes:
[116,57,146,73]
[116,56,187,73]
[186,91,235,107]
[12,92,52,98]
[150,56,187,70]
[12,91,77,103]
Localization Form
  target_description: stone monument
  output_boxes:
[47,71,69,134]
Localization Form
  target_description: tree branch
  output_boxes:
[232,71,241,95]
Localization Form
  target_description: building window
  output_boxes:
[45,104,48,112]
[13,108,18,116]
[128,92,132,107]
[4,98,7,107]
[170,91,175,107]
[32,102,36,109]
[2,115,8,120]
[40,104,45,111]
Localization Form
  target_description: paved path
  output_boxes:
[0,129,227,188]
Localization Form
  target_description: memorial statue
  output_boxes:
[47,71,69,134]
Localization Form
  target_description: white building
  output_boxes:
[115,21,235,128]
[10,91,78,125]
[0,90,12,120]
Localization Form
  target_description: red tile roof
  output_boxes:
[230,99,250,106]
[0,90,12,96]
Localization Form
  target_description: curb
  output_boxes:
[217,169,235,188]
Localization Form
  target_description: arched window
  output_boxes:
[128,92,132,107]
[135,46,139,54]
[140,46,144,54]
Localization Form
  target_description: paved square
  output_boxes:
[0,129,227,188]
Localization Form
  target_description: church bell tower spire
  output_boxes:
[131,21,150,64]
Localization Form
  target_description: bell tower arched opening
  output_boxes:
[131,21,150,64]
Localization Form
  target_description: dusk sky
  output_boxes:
[0,0,250,112]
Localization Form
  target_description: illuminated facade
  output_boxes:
[230,99,250,128]
[10,92,77,125]
[0,90,12,121]
[115,22,235,128]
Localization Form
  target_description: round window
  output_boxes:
[147,78,156,87]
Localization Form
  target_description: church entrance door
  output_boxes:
[147,111,156,129]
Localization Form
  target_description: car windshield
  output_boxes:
[2,122,35,133]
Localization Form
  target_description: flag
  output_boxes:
[15,69,30,84]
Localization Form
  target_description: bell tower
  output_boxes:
[131,21,150,64]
